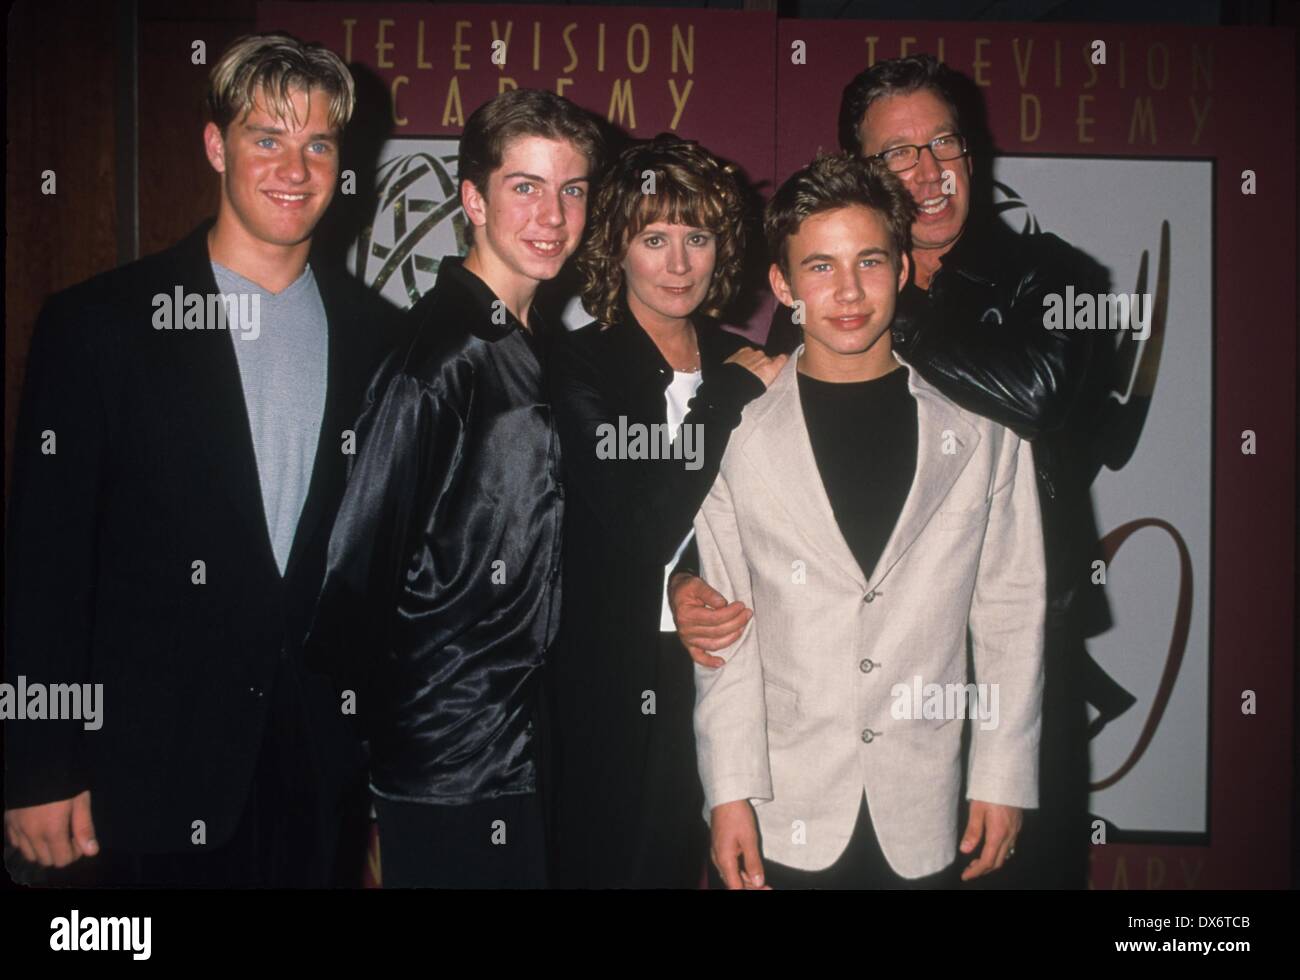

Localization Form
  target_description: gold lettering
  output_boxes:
[936,36,945,64]
[562,23,579,73]
[865,36,879,67]
[1146,857,1166,890]
[341,18,356,64]
[1082,41,1098,88]
[608,78,636,129]
[376,19,395,69]
[499,77,518,94]
[1180,857,1204,889]
[1077,94,1095,143]
[1013,38,1033,86]
[598,23,606,72]
[668,78,693,129]
[1189,96,1211,144]
[417,21,433,69]
[391,75,409,127]
[627,23,650,74]
[672,24,695,74]
[1119,39,1126,89]
[534,21,541,71]
[899,36,916,57]
[1112,857,1129,890]
[1020,93,1041,141]
[453,21,471,71]
[1147,42,1169,90]
[556,77,573,97]
[443,76,465,128]
[1192,42,1213,90]
[973,38,991,85]
[1128,96,1157,145]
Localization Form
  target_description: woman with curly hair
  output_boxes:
[546,134,786,888]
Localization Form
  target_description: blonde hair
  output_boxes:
[208,33,355,134]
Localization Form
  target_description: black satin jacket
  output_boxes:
[305,256,563,803]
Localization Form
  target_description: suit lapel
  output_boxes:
[168,224,280,580]
[743,352,868,591]
[741,347,981,594]
[864,353,981,589]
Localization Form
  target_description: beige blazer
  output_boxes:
[694,348,1045,878]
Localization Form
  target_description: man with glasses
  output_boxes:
[672,54,1111,889]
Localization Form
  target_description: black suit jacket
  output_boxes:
[4,221,407,853]
[545,310,764,886]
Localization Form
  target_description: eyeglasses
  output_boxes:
[869,133,967,173]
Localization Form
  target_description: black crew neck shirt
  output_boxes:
[797,365,918,581]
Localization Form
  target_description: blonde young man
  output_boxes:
[5,33,404,887]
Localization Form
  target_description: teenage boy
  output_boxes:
[305,89,602,889]
[4,33,404,887]
[694,154,1045,890]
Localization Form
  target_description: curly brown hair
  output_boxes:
[765,153,916,277]
[577,134,746,325]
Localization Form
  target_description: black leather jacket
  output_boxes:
[898,217,1115,634]
[767,215,1114,635]
[306,257,563,804]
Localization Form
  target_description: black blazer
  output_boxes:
[4,221,407,853]
[545,309,764,885]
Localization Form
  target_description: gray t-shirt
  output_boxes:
[213,260,328,576]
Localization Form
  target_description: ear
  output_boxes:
[768,262,795,308]
[896,249,911,293]
[203,122,227,174]
[460,178,488,231]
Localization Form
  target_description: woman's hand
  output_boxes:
[724,349,788,388]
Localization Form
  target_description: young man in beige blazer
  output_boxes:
[694,154,1045,890]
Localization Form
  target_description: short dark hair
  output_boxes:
[764,153,916,277]
[577,134,746,325]
[458,88,604,205]
[838,54,964,155]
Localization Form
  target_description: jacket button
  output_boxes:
[861,728,877,744]
[248,686,264,699]
[863,590,876,604]
[859,659,875,673]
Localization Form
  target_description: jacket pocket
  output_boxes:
[763,678,800,728]
[934,500,991,530]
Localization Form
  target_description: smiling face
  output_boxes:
[203,85,339,250]
[621,221,717,328]
[770,204,910,381]
[461,135,591,293]
[858,88,971,256]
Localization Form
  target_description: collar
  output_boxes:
[933,214,1013,288]
[602,295,735,389]
[432,255,545,343]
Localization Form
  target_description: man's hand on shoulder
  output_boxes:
[668,573,752,669]
[4,791,97,868]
